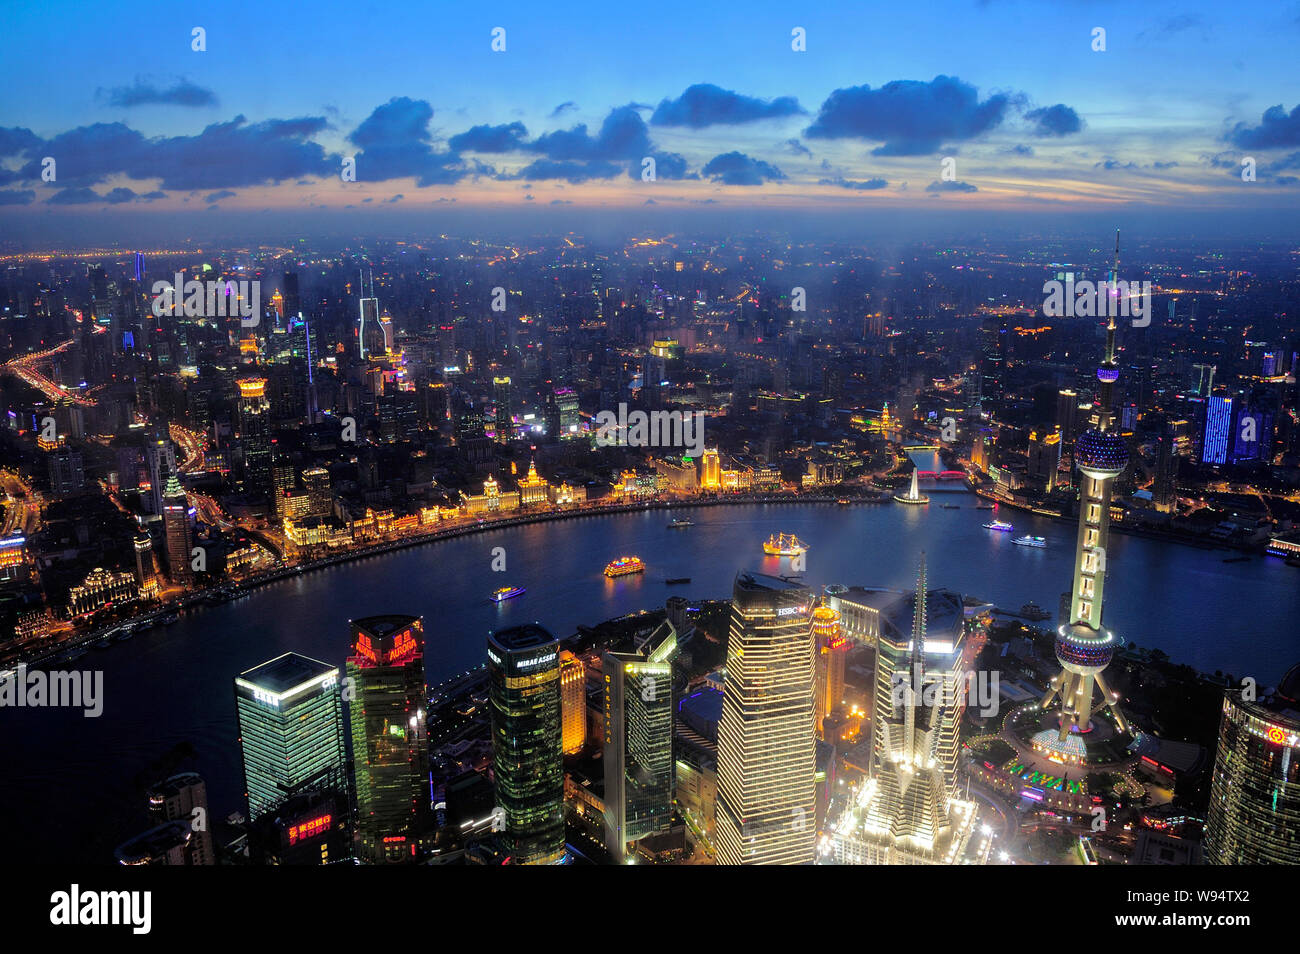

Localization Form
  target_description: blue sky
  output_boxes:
[2,0,1300,228]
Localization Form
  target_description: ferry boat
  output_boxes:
[983,520,1014,532]
[667,518,693,529]
[604,556,646,578]
[836,498,851,506]
[1020,601,1050,621]
[491,586,526,603]
[1013,535,1046,548]
[666,577,691,585]
[763,533,809,556]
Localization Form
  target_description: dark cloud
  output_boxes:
[549,102,578,118]
[0,189,34,205]
[1007,144,1035,156]
[0,126,42,156]
[347,97,480,185]
[1095,158,1137,170]
[529,106,651,160]
[100,78,217,108]
[1026,104,1083,137]
[1229,103,1300,150]
[650,84,803,127]
[6,116,338,190]
[805,76,1012,155]
[447,122,529,153]
[784,138,812,157]
[204,189,235,203]
[628,152,693,180]
[818,176,888,190]
[700,152,784,186]
[139,190,167,201]
[104,187,137,203]
[385,194,404,203]
[924,179,978,193]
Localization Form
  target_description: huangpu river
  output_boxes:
[4,454,1298,862]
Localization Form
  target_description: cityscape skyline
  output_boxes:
[2,1,1297,910]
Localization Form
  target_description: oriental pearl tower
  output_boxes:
[1037,232,1131,750]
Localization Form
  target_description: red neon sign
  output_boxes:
[287,813,332,845]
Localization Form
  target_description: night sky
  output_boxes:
[2,0,1299,233]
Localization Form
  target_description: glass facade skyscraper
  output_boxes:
[602,620,678,862]
[235,652,346,822]
[487,624,564,865]
[1204,665,1300,865]
[346,615,431,864]
[715,571,817,865]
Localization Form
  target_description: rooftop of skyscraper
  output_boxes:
[489,623,557,652]
[238,652,337,693]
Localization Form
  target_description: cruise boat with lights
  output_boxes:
[983,520,1014,532]
[604,556,646,578]
[762,533,809,556]
[491,586,526,602]
[667,518,693,528]
[1013,535,1046,548]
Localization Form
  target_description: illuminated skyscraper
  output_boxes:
[1202,395,1232,466]
[235,653,346,821]
[716,572,817,865]
[1038,244,1131,755]
[488,624,565,865]
[1204,664,1300,865]
[602,620,678,862]
[560,650,587,754]
[133,531,158,599]
[162,470,193,583]
[358,271,378,360]
[346,615,431,864]
[812,603,847,738]
[237,378,272,496]
[822,555,979,865]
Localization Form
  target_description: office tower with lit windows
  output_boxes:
[235,653,347,822]
[554,387,580,438]
[1037,299,1131,754]
[822,556,979,865]
[358,272,378,360]
[1204,664,1300,865]
[1027,427,1062,493]
[146,429,177,515]
[493,376,513,441]
[346,615,431,864]
[1202,394,1233,465]
[812,603,847,738]
[162,471,193,583]
[488,624,565,865]
[715,572,817,865]
[560,650,587,754]
[602,620,678,862]
[979,315,1007,415]
[133,530,159,599]
[237,378,272,496]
